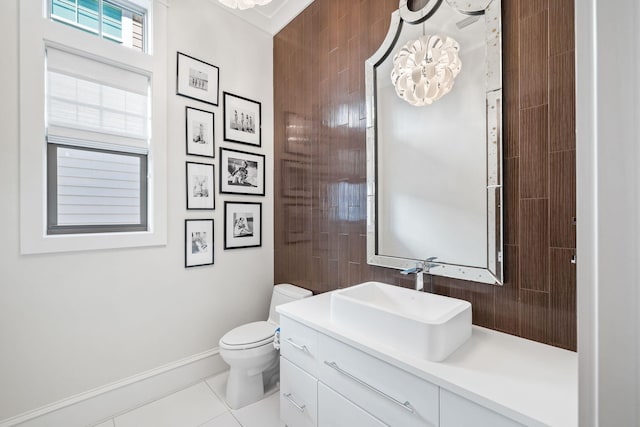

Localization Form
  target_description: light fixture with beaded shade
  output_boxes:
[391,34,462,106]
[218,0,273,10]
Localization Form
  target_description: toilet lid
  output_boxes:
[220,321,276,350]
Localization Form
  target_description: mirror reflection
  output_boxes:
[366,0,503,284]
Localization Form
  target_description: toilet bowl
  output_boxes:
[219,284,312,409]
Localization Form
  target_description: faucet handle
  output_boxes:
[424,257,439,272]
[400,262,424,275]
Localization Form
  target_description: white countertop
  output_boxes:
[277,292,577,427]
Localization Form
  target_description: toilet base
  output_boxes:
[225,358,279,409]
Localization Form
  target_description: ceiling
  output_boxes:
[206,0,315,35]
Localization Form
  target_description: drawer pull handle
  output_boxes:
[283,392,306,412]
[286,338,310,353]
[324,361,416,414]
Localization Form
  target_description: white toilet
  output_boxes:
[219,284,312,409]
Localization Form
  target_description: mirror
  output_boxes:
[366,0,503,285]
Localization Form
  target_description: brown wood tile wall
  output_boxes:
[274,0,576,351]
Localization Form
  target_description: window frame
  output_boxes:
[48,0,148,52]
[19,0,167,254]
[46,144,149,235]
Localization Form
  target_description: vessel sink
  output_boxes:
[330,281,471,362]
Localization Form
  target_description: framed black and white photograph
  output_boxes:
[223,92,261,147]
[186,162,215,210]
[219,148,265,196]
[185,219,214,267]
[224,202,261,249]
[177,52,219,106]
[186,107,215,158]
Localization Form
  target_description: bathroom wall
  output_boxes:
[0,0,273,421]
[274,0,577,350]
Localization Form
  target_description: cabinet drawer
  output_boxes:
[440,389,524,427]
[318,334,439,427]
[280,357,318,427]
[280,317,319,377]
[318,383,387,427]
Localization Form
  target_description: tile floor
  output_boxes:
[93,371,280,427]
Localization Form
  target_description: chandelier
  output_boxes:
[218,0,273,9]
[391,35,462,106]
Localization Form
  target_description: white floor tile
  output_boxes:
[93,421,115,427]
[231,391,280,427]
[198,412,242,427]
[114,382,227,427]
[205,371,229,401]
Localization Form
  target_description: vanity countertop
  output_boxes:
[277,291,577,427]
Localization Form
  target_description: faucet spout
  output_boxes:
[400,262,425,291]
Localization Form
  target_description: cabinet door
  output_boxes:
[280,317,319,377]
[440,389,524,427]
[319,334,438,427]
[280,357,318,427]
[318,383,387,427]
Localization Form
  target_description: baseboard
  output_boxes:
[1,347,226,427]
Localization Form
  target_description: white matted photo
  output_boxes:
[223,92,261,147]
[186,107,215,158]
[186,162,215,210]
[224,202,261,249]
[177,52,219,106]
[219,147,265,196]
[185,219,214,267]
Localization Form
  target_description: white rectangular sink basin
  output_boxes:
[330,281,472,362]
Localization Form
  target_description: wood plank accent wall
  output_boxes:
[274,0,576,350]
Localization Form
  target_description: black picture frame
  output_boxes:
[223,92,261,147]
[219,147,265,196]
[224,201,262,250]
[185,219,214,268]
[185,106,215,158]
[176,52,220,106]
[186,162,215,210]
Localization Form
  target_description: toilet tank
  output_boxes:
[268,284,312,324]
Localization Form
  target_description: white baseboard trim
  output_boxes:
[1,347,226,427]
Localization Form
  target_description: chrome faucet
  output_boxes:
[401,262,425,291]
[400,257,439,292]
[424,256,439,271]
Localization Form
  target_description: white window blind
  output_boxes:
[46,46,150,153]
[45,45,150,233]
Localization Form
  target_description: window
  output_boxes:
[50,0,146,52]
[47,145,148,234]
[19,0,167,254]
[45,45,151,235]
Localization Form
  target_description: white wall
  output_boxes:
[0,0,273,422]
[576,0,640,425]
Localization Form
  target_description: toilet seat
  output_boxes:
[220,321,275,350]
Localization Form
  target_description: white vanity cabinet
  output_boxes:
[278,292,578,427]
[280,317,440,427]
[279,316,527,427]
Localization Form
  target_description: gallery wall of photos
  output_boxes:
[177,51,265,268]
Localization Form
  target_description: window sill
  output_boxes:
[20,229,167,255]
